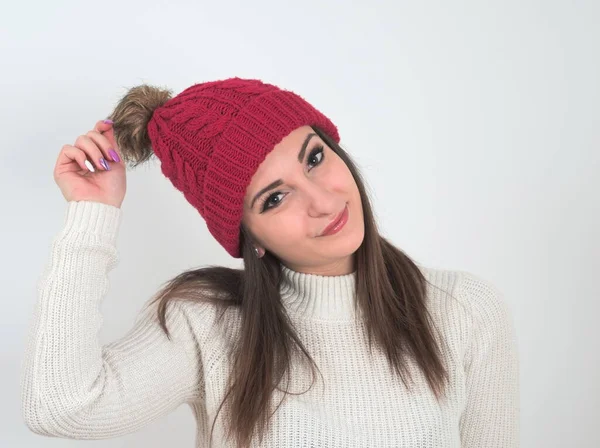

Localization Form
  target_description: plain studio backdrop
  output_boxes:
[1,0,598,447]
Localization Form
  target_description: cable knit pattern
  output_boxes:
[20,201,520,447]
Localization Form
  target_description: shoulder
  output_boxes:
[417,265,514,354]
[418,265,510,324]
[455,270,512,330]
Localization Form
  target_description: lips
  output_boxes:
[319,204,348,237]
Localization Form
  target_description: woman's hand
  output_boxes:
[53,120,126,208]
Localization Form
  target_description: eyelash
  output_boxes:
[259,145,325,213]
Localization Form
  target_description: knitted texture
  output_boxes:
[146,77,340,258]
[20,201,520,447]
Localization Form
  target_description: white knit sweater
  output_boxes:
[20,200,520,447]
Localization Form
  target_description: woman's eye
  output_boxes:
[260,145,326,213]
[261,192,284,212]
[307,145,324,168]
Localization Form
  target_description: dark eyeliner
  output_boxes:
[259,145,325,213]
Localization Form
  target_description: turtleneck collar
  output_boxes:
[279,264,361,322]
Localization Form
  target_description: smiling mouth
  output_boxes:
[319,203,349,237]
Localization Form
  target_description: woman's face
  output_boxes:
[242,126,364,275]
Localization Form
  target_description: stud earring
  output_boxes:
[254,247,260,257]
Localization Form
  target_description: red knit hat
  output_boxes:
[146,77,340,258]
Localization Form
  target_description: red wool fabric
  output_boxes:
[147,77,340,258]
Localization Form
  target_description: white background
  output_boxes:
[2,0,598,446]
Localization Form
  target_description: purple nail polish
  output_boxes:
[108,149,120,163]
[103,119,113,124]
[99,157,110,170]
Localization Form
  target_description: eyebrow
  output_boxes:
[250,132,317,210]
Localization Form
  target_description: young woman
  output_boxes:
[20,77,520,447]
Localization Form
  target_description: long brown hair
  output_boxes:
[108,84,450,448]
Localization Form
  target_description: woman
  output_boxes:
[20,77,520,447]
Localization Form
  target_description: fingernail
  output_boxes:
[109,149,120,163]
[103,119,113,124]
[84,159,95,172]
[99,157,110,170]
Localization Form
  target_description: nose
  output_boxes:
[304,181,340,218]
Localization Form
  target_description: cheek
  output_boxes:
[327,156,351,179]
[244,206,309,248]
[267,214,306,242]
[247,212,307,250]
[328,164,356,194]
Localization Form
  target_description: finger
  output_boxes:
[85,130,118,165]
[57,145,97,173]
[99,127,122,162]
[73,134,109,171]
[92,121,120,160]
[93,119,113,133]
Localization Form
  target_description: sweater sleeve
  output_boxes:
[19,201,205,439]
[458,272,520,448]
